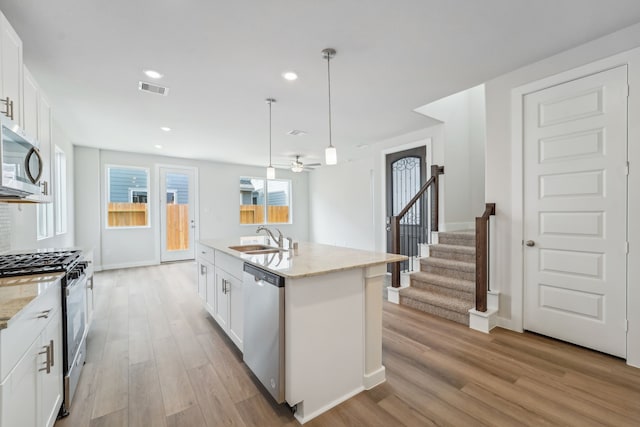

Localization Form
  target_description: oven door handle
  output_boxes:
[66,275,87,296]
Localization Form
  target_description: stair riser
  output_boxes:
[410,280,474,301]
[422,264,475,282]
[438,235,476,247]
[429,249,475,263]
[399,296,469,325]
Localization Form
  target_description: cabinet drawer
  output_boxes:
[197,243,215,265]
[214,250,243,280]
[0,279,61,382]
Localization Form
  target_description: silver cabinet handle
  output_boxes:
[525,240,535,247]
[40,180,49,196]
[50,339,54,367]
[37,309,52,319]
[38,344,51,374]
[200,264,206,275]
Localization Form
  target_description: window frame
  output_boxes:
[239,176,293,225]
[105,165,151,229]
[54,146,67,235]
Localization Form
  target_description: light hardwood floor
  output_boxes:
[55,262,640,427]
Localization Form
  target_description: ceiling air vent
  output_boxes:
[138,81,169,96]
[287,129,307,136]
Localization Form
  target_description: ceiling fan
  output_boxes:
[276,155,322,173]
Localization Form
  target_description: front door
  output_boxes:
[386,146,427,272]
[160,167,196,262]
[523,65,628,357]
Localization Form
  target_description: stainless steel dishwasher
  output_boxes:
[242,263,285,403]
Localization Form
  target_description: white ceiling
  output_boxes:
[1,0,640,168]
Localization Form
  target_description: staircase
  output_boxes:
[399,231,475,325]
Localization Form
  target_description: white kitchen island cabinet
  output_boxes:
[197,237,405,424]
[0,274,64,427]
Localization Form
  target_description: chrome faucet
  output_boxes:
[256,226,284,248]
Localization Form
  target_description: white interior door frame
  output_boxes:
[156,164,199,262]
[510,47,640,367]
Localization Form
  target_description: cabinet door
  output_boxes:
[0,12,22,125]
[197,261,207,301]
[214,269,229,330]
[0,337,39,427]
[205,262,216,315]
[40,311,62,427]
[227,273,243,351]
[22,65,38,141]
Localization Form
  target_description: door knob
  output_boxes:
[525,240,535,247]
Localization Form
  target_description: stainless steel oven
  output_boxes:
[63,267,87,411]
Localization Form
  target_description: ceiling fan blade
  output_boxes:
[306,163,322,167]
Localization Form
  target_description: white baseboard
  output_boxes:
[363,366,386,389]
[294,386,365,424]
[100,260,157,271]
[469,308,498,333]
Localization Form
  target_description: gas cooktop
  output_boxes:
[0,250,81,277]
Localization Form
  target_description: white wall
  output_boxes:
[484,22,640,340]
[1,121,75,252]
[309,157,376,250]
[75,148,309,270]
[415,85,487,230]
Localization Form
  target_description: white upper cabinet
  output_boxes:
[22,65,38,141]
[0,11,23,125]
[38,91,52,196]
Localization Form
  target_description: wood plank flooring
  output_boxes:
[55,262,640,426]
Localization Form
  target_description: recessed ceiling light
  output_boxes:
[160,127,171,132]
[144,69,163,79]
[282,71,298,81]
[154,144,163,149]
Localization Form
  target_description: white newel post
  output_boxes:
[363,263,387,389]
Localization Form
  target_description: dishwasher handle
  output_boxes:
[243,263,285,288]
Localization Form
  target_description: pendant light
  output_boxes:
[322,48,337,165]
[266,98,276,179]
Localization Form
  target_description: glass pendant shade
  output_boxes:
[325,146,337,165]
[267,166,276,180]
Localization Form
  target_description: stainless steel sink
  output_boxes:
[228,244,284,255]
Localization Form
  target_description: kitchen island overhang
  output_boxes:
[198,237,406,424]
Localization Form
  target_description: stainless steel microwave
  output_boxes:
[0,117,44,199]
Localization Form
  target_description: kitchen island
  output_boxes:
[197,237,405,424]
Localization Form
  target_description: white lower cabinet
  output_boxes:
[0,306,63,427]
[197,245,244,351]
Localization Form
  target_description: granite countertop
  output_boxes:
[0,273,64,329]
[199,237,407,279]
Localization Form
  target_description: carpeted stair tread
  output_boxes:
[400,287,472,314]
[420,257,475,272]
[438,231,476,247]
[429,244,476,262]
[410,271,474,293]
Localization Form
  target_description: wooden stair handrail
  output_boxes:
[390,165,444,288]
[475,203,496,312]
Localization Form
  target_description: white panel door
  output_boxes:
[524,65,628,358]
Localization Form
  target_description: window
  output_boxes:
[36,203,53,240]
[239,177,291,224]
[55,146,67,235]
[107,166,150,228]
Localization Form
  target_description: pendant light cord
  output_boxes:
[268,99,273,167]
[327,54,333,149]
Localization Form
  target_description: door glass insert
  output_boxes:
[165,172,190,251]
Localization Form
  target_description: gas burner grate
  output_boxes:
[0,250,82,277]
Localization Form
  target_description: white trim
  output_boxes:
[294,386,365,425]
[363,366,386,389]
[509,47,640,366]
[100,260,157,271]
